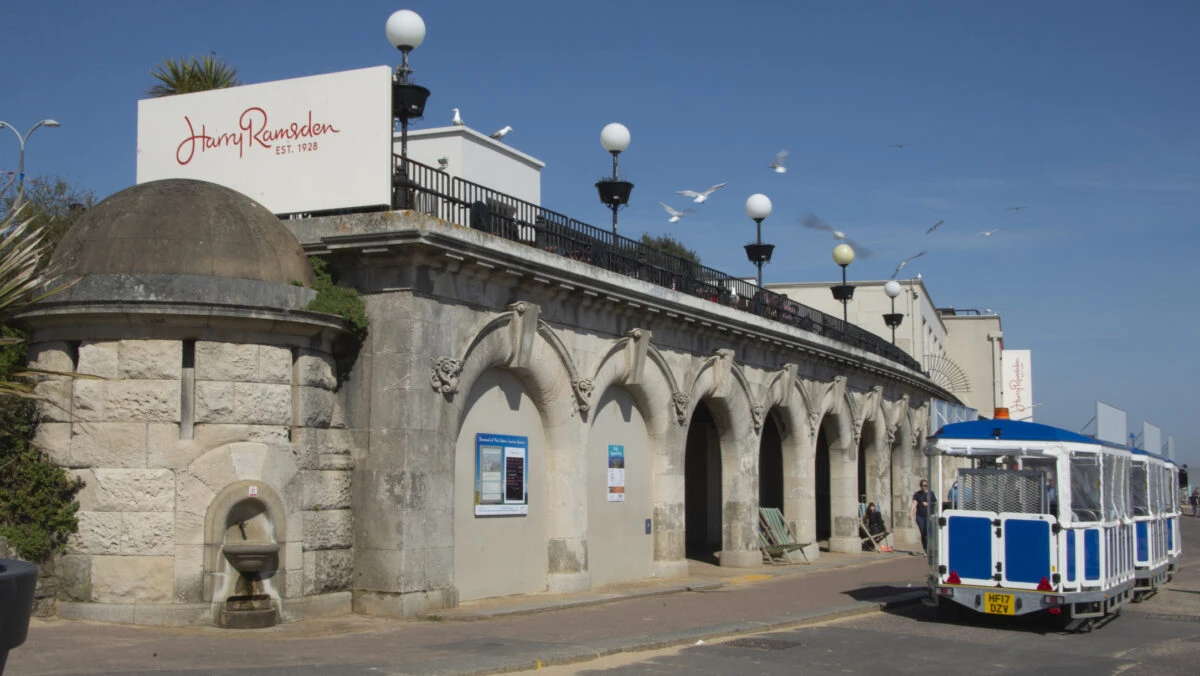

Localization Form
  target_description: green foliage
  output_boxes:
[639,233,701,266]
[148,54,241,97]
[0,195,85,562]
[305,257,368,345]
[0,328,83,562]
[3,176,96,266]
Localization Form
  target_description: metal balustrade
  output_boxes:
[394,155,922,372]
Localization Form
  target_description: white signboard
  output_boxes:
[1143,422,1162,456]
[137,66,393,214]
[1001,349,1034,421]
[1096,401,1127,445]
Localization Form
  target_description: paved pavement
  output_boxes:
[7,517,1198,675]
[7,548,929,675]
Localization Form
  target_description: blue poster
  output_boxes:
[475,433,528,516]
[607,444,625,502]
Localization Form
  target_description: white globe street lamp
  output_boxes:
[385,9,430,210]
[831,243,856,325]
[596,123,632,235]
[743,194,774,291]
[883,279,904,344]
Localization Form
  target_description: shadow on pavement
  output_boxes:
[843,584,915,602]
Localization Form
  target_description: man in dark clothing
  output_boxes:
[909,479,935,553]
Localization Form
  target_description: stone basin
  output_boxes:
[222,543,280,575]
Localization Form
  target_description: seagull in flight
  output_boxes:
[676,182,728,204]
[925,220,945,235]
[1006,206,1028,211]
[769,150,789,174]
[890,251,926,279]
[490,125,513,140]
[660,202,696,224]
[979,228,1002,237]
[452,108,464,126]
[799,211,874,260]
[888,144,906,149]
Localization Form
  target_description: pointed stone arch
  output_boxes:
[754,364,810,554]
[855,386,891,526]
[442,302,590,593]
[584,329,688,578]
[680,349,760,568]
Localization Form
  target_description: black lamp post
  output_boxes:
[883,280,904,344]
[386,9,430,210]
[595,123,632,235]
[743,193,774,293]
[831,243,856,324]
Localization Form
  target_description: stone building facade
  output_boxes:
[17,178,955,626]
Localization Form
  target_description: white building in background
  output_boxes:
[769,277,1012,418]
[400,125,545,206]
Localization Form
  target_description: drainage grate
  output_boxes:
[722,637,802,651]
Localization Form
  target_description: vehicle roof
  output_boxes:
[934,419,1101,444]
[933,418,1176,465]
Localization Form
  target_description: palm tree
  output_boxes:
[147,54,241,97]
[0,205,64,400]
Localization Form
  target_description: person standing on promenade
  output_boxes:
[909,479,935,553]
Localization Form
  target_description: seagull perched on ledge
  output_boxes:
[451,108,464,126]
[660,202,696,224]
[676,182,728,204]
[490,125,513,140]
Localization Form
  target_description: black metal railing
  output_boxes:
[396,155,922,372]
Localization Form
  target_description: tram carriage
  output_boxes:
[925,410,1181,631]
[1130,448,1180,596]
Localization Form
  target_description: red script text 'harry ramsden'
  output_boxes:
[175,107,341,165]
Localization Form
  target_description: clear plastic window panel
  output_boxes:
[1119,456,1131,519]
[1131,464,1148,517]
[958,469,1047,514]
[1157,466,1168,513]
[1149,466,1162,515]
[1102,456,1117,522]
[1071,454,1102,522]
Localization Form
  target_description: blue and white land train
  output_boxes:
[924,410,1182,632]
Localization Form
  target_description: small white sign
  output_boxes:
[248,485,258,497]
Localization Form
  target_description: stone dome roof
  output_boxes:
[51,179,315,287]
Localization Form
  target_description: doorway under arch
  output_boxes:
[685,401,721,563]
[815,424,831,542]
[758,411,784,512]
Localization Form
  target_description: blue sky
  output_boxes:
[3,1,1198,471]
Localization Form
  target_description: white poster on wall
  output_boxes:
[137,66,393,215]
[1001,349,1034,421]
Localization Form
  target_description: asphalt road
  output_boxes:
[535,600,1200,675]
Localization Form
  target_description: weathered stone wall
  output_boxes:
[28,337,352,624]
[290,211,943,618]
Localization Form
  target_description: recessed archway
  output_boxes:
[758,411,784,512]
[815,424,832,543]
[685,401,722,563]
